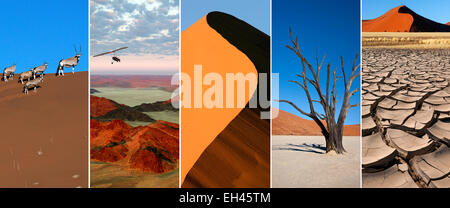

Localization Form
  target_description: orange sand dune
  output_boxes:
[272,108,360,136]
[363,5,450,32]
[0,72,88,188]
[180,15,257,185]
[182,12,270,188]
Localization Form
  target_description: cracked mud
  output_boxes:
[362,48,450,188]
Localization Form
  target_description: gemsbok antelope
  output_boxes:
[32,63,48,79]
[3,64,16,82]
[23,76,43,94]
[57,46,81,76]
[18,70,33,84]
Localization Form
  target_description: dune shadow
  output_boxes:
[273,143,326,154]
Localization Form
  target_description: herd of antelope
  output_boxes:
[1,47,82,94]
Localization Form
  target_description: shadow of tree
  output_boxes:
[273,143,326,154]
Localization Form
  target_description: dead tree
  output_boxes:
[278,28,360,154]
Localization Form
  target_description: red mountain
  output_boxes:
[90,95,119,117]
[272,108,360,136]
[362,5,450,32]
[90,119,179,173]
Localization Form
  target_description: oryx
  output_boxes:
[18,70,33,84]
[32,63,48,79]
[3,64,16,82]
[23,76,43,94]
[57,46,81,76]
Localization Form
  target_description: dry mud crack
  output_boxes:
[362,48,450,188]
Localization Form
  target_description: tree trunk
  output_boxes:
[325,126,346,154]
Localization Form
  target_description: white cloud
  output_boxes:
[90,0,179,56]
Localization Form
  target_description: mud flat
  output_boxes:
[362,48,450,188]
[272,136,360,188]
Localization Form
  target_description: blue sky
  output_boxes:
[0,0,88,74]
[273,0,361,125]
[363,0,450,24]
[181,0,270,34]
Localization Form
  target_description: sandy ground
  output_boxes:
[272,136,360,188]
[0,72,88,188]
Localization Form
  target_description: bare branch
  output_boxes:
[287,80,306,90]
[277,99,312,118]
[350,103,360,108]
[341,56,347,89]
[350,88,360,96]
[325,64,330,103]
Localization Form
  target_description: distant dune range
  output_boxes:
[91,75,177,91]
[272,108,360,136]
[362,5,450,32]
[0,72,88,188]
[181,12,270,188]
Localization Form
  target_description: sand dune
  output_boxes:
[181,12,270,188]
[272,108,360,136]
[0,72,88,188]
[362,5,450,32]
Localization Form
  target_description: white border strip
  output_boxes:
[178,0,182,189]
[269,0,273,188]
[359,0,363,189]
[87,0,91,188]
